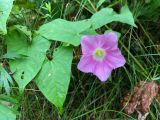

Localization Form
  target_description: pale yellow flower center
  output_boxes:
[93,48,106,61]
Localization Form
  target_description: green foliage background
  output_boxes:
[0,0,160,119]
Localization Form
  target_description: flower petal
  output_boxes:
[106,48,126,69]
[103,32,118,49]
[81,35,98,55]
[77,55,96,73]
[93,62,112,81]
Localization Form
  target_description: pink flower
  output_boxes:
[77,32,126,81]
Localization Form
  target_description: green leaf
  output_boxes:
[0,104,16,120]
[0,64,13,94]
[38,19,91,46]
[38,5,135,46]
[6,30,50,91]
[0,0,14,34]
[91,4,136,29]
[35,46,73,112]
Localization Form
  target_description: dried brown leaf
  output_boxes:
[122,81,159,115]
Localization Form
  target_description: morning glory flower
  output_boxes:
[77,32,126,81]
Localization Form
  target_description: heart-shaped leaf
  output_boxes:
[91,4,136,29]
[35,46,73,112]
[6,30,50,91]
[38,19,91,46]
